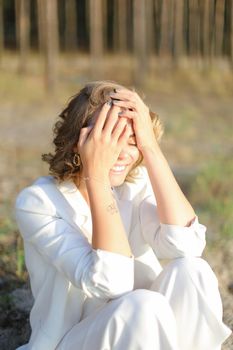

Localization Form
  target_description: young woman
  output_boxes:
[15,81,231,350]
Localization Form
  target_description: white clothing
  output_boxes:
[57,258,228,350]
[14,166,231,350]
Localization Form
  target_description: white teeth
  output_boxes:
[111,165,126,172]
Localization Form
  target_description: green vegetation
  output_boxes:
[0,200,26,280]
[190,158,233,240]
[0,294,12,311]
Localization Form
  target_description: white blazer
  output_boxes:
[15,166,206,350]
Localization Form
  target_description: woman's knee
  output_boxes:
[157,257,221,304]
[120,289,173,317]
[151,256,220,300]
[106,289,178,349]
[171,257,218,285]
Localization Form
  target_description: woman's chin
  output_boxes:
[109,170,127,187]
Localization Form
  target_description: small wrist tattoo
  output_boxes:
[106,202,118,214]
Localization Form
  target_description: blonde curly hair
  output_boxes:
[42,80,164,183]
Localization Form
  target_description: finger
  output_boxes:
[110,89,136,100]
[118,110,137,120]
[110,89,139,101]
[78,126,93,147]
[112,99,136,110]
[93,101,112,136]
[117,124,132,147]
[111,117,128,142]
[102,104,121,137]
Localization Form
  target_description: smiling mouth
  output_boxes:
[110,165,128,173]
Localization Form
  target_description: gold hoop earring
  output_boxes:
[72,153,81,167]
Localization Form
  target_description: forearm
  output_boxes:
[86,179,132,257]
[142,142,196,227]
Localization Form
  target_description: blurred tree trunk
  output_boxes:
[16,0,30,73]
[173,0,184,64]
[37,0,45,53]
[113,0,127,52]
[43,0,59,92]
[127,0,133,52]
[15,0,19,51]
[0,0,4,66]
[159,0,172,57]
[208,0,215,61]
[188,0,200,58]
[113,0,118,51]
[65,0,77,51]
[202,0,210,59]
[89,0,103,76]
[145,0,154,56]
[118,0,127,52]
[214,0,225,57]
[154,0,162,55]
[133,0,147,85]
[231,0,233,65]
[102,0,107,52]
[222,0,231,59]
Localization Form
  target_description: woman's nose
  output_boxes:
[118,149,130,160]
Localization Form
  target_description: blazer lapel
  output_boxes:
[55,179,93,242]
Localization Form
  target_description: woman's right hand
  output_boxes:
[77,102,131,179]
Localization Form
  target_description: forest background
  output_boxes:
[0,0,232,349]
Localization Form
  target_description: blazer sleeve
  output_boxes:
[15,185,134,300]
[139,195,206,259]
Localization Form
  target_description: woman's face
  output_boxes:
[79,100,140,187]
[109,119,140,187]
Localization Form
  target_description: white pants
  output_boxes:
[57,257,231,350]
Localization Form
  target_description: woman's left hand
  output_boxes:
[110,89,157,154]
